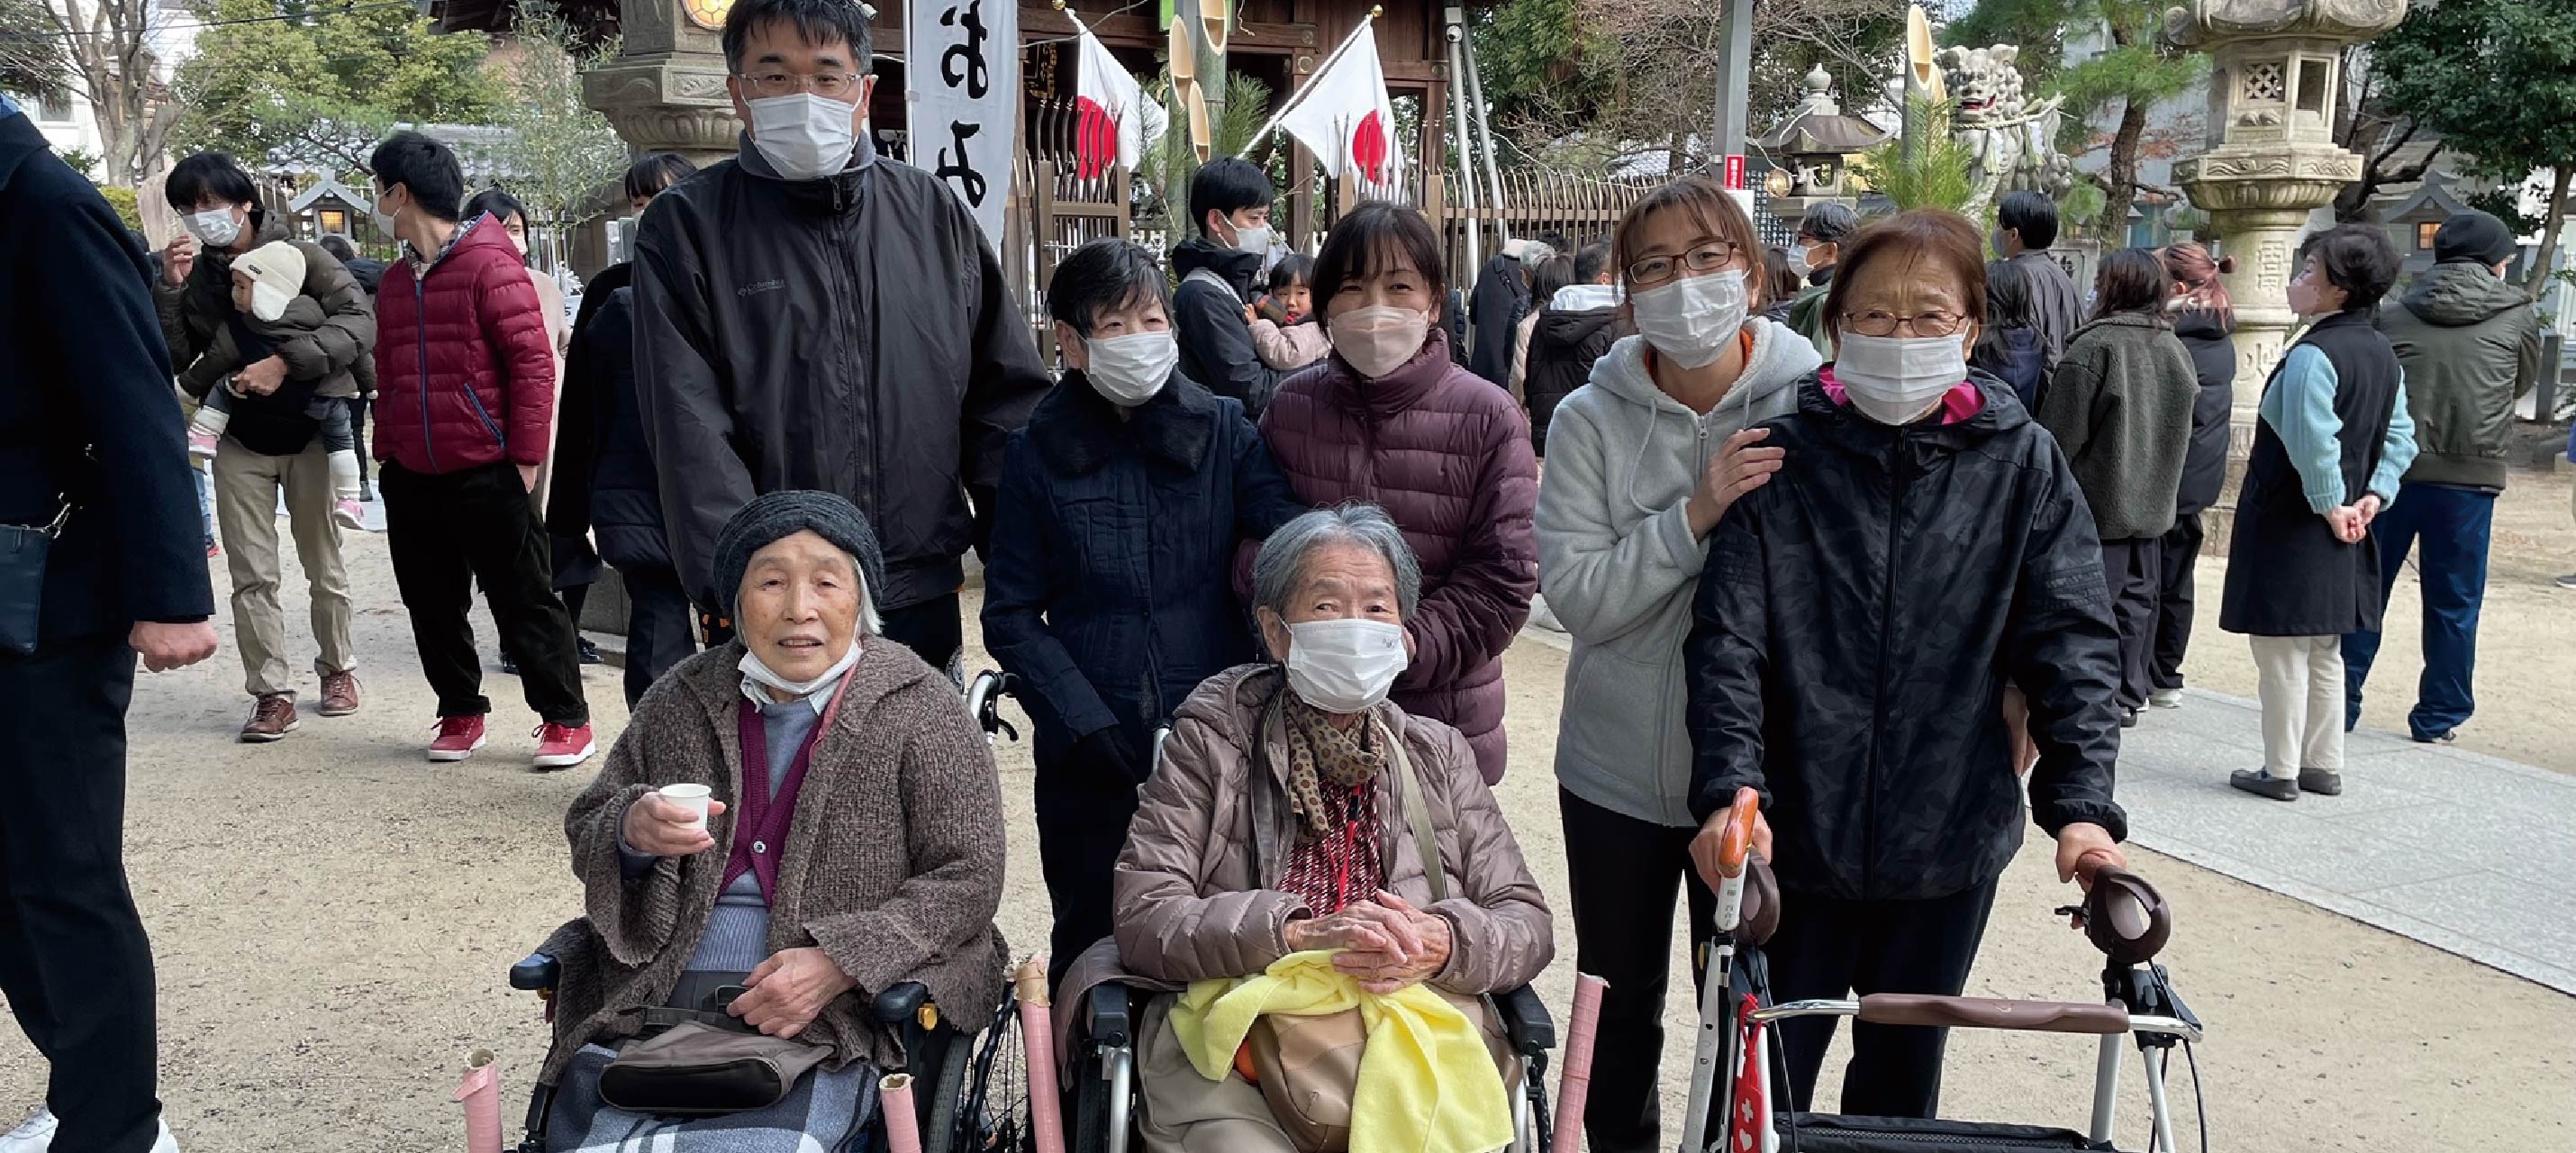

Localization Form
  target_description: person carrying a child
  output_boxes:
[158,151,372,743]
[1244,252,1331,374]
[181,241,370,531]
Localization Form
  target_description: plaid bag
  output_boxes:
[546,1043,879,1153]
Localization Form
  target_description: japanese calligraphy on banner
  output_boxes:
[905,0,1019,247]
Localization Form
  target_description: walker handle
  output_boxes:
[1716,786,1758,881]
[1857,994,2131,1035]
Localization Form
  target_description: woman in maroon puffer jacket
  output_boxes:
[1256,202,1539,783]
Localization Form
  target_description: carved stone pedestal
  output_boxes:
[2167,0,2407,440]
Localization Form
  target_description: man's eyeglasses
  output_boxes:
[1840,309,1971,338]
[738,71,862,99]
[1627,241,1742,287]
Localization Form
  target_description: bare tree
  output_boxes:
[32,0,183,187]
[2330,45,2443,222]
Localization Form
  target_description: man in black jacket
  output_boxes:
[1993,191,2086,373]
[1168,157,1281,418]
[633,0,1050,674]
[1466,240,1533,386]
[0,93,218,1153]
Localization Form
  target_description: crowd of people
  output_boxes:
[0,0,2554,1142]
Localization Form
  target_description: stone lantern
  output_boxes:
[2168,0,2406,407]
[583,0,746,168]
[1756,67,1888,226]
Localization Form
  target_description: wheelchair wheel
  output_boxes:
[932,993,1034,1152]
[920,1035,975,1153]
[1066,1034,1132,1153]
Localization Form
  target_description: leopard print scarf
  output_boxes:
[1281,695,1387,839]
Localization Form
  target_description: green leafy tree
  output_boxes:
[172,0,503,175]
[481,6,629,265]
[1945,0,2204,240]
[2374,0,2576,302]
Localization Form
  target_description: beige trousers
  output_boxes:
[213,439,356,697]
[1134,996,1299,1153]
[2249,634,2342,776]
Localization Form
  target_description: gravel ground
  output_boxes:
[0,529,2569,1152]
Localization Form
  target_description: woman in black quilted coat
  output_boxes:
[1681,210,2130,1121]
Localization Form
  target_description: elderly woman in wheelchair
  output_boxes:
[522,492,1010,1150]
[1058,504,1557,1153]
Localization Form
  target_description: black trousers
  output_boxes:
[1768,876,2000,1119]
[2151,512,2204,692]
[2102,537,2162,711]
[0,635,160,1153]
[880,592,964,682]
[1558,789,1717,1153]
[380,460,589,725]
[1035,739,1142,988]
[618,563,699,709]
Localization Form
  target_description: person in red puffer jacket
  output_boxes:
[367,131,595,769]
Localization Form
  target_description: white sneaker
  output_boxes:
[0,1107,55,1152]
[150,1120,177,1152]
[2149,687,2183,710]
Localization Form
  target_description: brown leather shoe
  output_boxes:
[240,693,299,742]
[317,668,360,717]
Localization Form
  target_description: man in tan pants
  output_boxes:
[212,439,358,740]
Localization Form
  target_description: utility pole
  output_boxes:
[1710,0,1755,201]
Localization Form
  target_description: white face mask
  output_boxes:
[1788,244,1813,277]
[1835,331,1970,424]
[185,207,241,249]
[748,93,858,181]
[1329,304,1431,379]
[1282,618,1410,714]
[738,641,860,704]
[1229,220,1273,257]
[1084,331,1177,407]
[1629,269,1749,370]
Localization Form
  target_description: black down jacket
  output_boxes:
[1522,294,1624,455]
[546,273,670,571]
[632,138,1052,613]
[1685,373,2128,903]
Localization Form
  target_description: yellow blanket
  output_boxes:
[1166,950,1511,1153]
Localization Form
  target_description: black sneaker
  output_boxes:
[2229,769,2299,802]
[2555,573,2576,590]
[499,651,519,676]
[2297,768,2343,795]
[578,638,604,666]
[2121,707,2140,729]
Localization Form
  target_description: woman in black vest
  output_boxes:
[2219,226,2417,801]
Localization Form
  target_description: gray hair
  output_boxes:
[1252,504,1422,622]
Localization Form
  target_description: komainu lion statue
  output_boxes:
[1936,43,2073,217]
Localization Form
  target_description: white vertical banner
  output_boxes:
[905,0,1020,247]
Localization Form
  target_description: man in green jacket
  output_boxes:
[2345,210,2542,742]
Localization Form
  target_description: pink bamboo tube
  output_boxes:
[1551,974,1610,1153]
[881,1073,924,1153]
[454,1049,502,1153]
[1015,958,1068,1153]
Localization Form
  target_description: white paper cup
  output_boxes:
[658,783,712,832]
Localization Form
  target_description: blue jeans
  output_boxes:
[2343,483,2494,740]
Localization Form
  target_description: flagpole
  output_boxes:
[1246,8,1378,150]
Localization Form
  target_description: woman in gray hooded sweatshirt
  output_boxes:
[1532,175,1821,1153]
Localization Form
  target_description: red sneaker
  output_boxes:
[428,714,487,762]
[531,722,597,770]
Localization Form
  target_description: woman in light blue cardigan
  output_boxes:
[2220,225,2417,802]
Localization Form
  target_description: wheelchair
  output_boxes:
[505,940,1039,1153]
[969,670,1561,1151]
[1057,977,1558,1152]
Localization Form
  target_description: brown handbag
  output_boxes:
[596,1021,833,1117]
[1243,722,1452,1152]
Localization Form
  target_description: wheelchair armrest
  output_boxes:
[509,952,559,992]
[1496,984,1555,1053]
[1084,982,1132,1048]
[872,981,933,1026]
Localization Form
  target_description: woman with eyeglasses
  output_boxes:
[1531,175,1819,1153]
[1682,209,2129,1121]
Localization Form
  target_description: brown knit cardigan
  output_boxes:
[538,640,1011,1086]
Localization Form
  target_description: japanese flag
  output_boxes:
[1074,22,1146,179]
[1277,23,1403,195]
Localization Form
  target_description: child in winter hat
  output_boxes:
[186,240,369,530]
